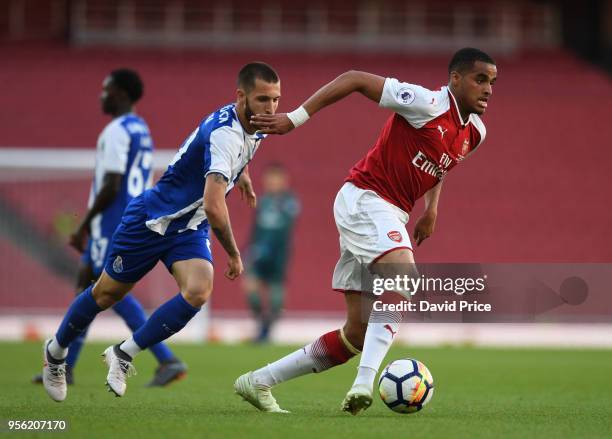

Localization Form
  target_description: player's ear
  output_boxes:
[236,88,246,102]
[449,71,461,87]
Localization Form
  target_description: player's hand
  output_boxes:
[413,211,437,246]
[250,113,295,135]
[225,254,244,280]
[69,226,88,253]
[237,174,257,208]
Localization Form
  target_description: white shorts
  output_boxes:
[332,182,412,292]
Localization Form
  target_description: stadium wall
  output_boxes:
[0,45,611,318]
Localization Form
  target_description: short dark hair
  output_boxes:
[448,48,495,75]
[237,62,279,92]
[110,68,144,103]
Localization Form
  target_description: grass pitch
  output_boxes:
[1,341,611,438]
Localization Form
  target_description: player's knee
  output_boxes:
[91,283,125,309]
[342,322,367,351]
[181,280,213,308]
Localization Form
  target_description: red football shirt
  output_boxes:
[346,78,487,213]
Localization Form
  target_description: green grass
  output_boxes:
[1,341,611,438]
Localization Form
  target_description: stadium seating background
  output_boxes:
[1,43,611,312]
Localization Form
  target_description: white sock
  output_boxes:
[252,329,360,388]
[252,350,312,388]
[352,310,402,392]
[47,337,68,360]
[352,366,378,389]
[119,337,142,359]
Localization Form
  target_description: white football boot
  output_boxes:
[234,372,289,413]
[102,345,136,397]
[341,385,373,415]
[42,339,67,402]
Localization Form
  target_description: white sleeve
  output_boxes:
[100,123,131,174]
[379,78,441,128]
[205,127,240,181]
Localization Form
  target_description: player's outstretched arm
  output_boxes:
[70,172,122,253]
[251,71,385,134]
[413,181,443,246]
[301,70,386,115]
[203,173,244,280]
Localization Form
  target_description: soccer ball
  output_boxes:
[378,358,434,414]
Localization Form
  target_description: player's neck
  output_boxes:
[111,105,133,119]
[457,107,470,124]
[448,85,471,124]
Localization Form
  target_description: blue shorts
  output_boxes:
[104,196,213,283]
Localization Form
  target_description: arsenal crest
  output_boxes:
[387,231,403,243]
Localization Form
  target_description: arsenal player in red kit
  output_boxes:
[234,48,497,414]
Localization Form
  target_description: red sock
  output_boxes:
[309,329,359,372]
[252,328,361,386]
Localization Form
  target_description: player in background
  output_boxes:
[35,69,187,389]
[41,62,281,404]
[243,163,300,342]
[235,48,497,414]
